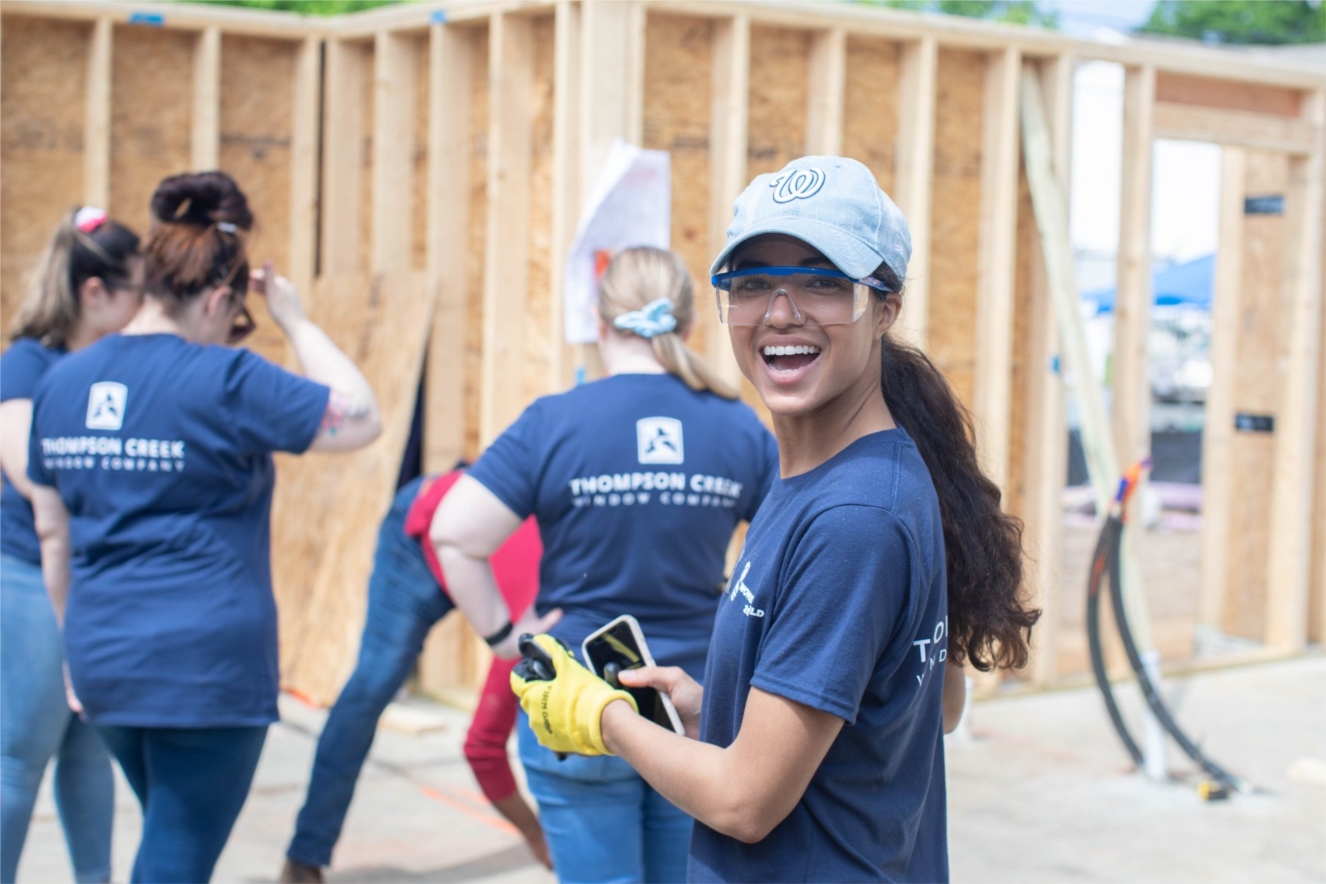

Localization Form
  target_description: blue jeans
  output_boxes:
[287,478,454,868]
[0,554,113,884]
[518,711,692,883]
[97,725,266,883]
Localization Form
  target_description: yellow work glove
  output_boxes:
[510,634,638,756]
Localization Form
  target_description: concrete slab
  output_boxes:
[14,657,1325,882]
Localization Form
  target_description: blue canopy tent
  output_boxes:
[1086,253,1214,314]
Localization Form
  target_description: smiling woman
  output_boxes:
[510,156,1039,883]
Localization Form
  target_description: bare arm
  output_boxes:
[30,484,71,624]
[490,793,552,870]
[602,674,843,844]
[942,661,966,734]
[250,263,382,452]
[0,399,38,501]
[430,475,560,659]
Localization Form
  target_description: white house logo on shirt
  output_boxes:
[85,382,127,431]
[727,561,764,618]
[636,417,684,465]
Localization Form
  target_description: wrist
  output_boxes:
[599,697,636,755]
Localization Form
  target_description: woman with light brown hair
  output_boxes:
[431,246,779,882]
[1,206,142,884]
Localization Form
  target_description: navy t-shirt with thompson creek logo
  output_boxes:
[1,337,66,564]
[468,372,778,679]
[27,333,330,728]
[691,430,950,884]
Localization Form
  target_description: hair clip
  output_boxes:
[75,206,108,234]
[216,221,238,234]
[613,297,677,339]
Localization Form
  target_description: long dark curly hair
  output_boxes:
[876,263,1040,672]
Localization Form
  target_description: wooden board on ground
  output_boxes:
[271,270,434,706]
[1,17,90,329]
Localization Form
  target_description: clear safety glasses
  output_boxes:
[711,267,891,327]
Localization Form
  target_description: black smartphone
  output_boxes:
[581,615,685,735]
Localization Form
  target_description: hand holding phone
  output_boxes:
[581,615,686,736]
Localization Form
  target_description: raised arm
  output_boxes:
[250,262,381,452]
[430,475,560,659]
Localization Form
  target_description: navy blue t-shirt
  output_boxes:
[27,333,330,728]
[468,373,778,679]
[691,430,949,883]
[1,338,66,564]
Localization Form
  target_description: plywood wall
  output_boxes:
[927,49,985,410]
[1,17,91,330]
[842,37,899,198]
[221,35,299,365]
[110,27,194,234]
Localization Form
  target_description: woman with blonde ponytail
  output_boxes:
[1,206,142,884]
[431,246,778,882]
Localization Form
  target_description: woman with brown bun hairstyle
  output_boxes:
[24,171,382,883]
[1,207,141,884]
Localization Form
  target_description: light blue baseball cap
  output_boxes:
[709,156,912,284]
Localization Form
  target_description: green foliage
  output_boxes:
[1139,0,1325,45]
[859,0,1059,28]
[190,0,400,15]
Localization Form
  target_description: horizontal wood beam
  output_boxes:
[1,0,315,37]
[1154,102,1319,155]
[1155,71,1302,117]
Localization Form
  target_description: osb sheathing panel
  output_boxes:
[747,27,809,179]
[1221,151,1288,642]
[271,271,433,704]
[1,17,89,332]
[220,35,297,367]
[928,49,984,409]
[110,26,193,234]
[464,28,490,462]
[642,15,715,370]
[523,16,556,403]
[411,34,429,271]
[842,37,899,197]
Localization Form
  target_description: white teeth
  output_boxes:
[761,345,821,356]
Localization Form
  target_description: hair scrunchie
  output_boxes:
[612,297,677,339]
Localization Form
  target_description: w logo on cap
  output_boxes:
[770,168,826,203]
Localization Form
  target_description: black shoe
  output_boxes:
[280,858,324,884]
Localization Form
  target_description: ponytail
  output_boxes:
[875,266,1040,672]
[599,247,738,400]
[9,207,140,348]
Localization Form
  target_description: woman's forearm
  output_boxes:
[435,547,514,652]
[281,317,381,449]
[601,701,760,839]
[31,486,72,624]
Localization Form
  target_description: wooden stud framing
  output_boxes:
[480,13,534,447]
[1112,64,1155,472]
[321,39,368,275]
[424,22,473,475]
[289,35,320,301]
[548,1,581,391]
[191,26,221,171]
[893,36,936,350]
[85,17,112,208]
[1021,54,1073,687]
[372,30,417,274]
[1196,147,1245,637]
[707,14,751,390]
[974,45,1020,494]
[1315,115,1326,645]
[805,27,845,156]
[1153,102,1318,156]
[1264,89,1325,652]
